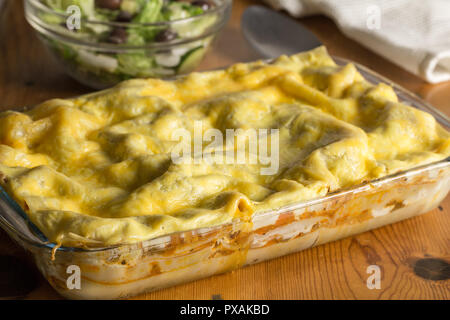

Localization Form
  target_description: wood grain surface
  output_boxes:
[0,0,449,300]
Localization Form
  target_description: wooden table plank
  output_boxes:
[0,0,448,300]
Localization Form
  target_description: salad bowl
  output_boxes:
[25,0,232,89]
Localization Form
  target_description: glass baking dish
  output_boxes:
[0,57,449,300]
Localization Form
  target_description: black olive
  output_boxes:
[107,27,128,44]
[192,0,214,11]
[116,11,134,22]
[155,29,178,42]
[95,0,122,10]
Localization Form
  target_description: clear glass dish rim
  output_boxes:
[28,20,224,52]
[26,0,233,27]
[0,55,449,253]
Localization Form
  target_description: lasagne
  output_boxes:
[0,47,448,247]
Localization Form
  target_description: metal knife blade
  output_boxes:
[241,5,322,59]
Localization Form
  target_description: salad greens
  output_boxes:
[38,0,219,88]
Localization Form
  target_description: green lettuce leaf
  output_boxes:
[117,52,154,76]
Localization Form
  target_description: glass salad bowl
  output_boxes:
[24,0,232,89]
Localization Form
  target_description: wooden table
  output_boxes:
[0,0,449,300]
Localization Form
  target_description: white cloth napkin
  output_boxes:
[264,0,450,83]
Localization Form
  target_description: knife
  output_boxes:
[241,5,322,59]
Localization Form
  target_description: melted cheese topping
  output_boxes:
[0,47,449,247]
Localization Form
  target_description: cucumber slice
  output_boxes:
[155,53,181,68]
[77,50,118,73]
[177,46,206,74]
[121,0,139,15]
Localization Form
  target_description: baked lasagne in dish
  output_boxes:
[0,47,449,249]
